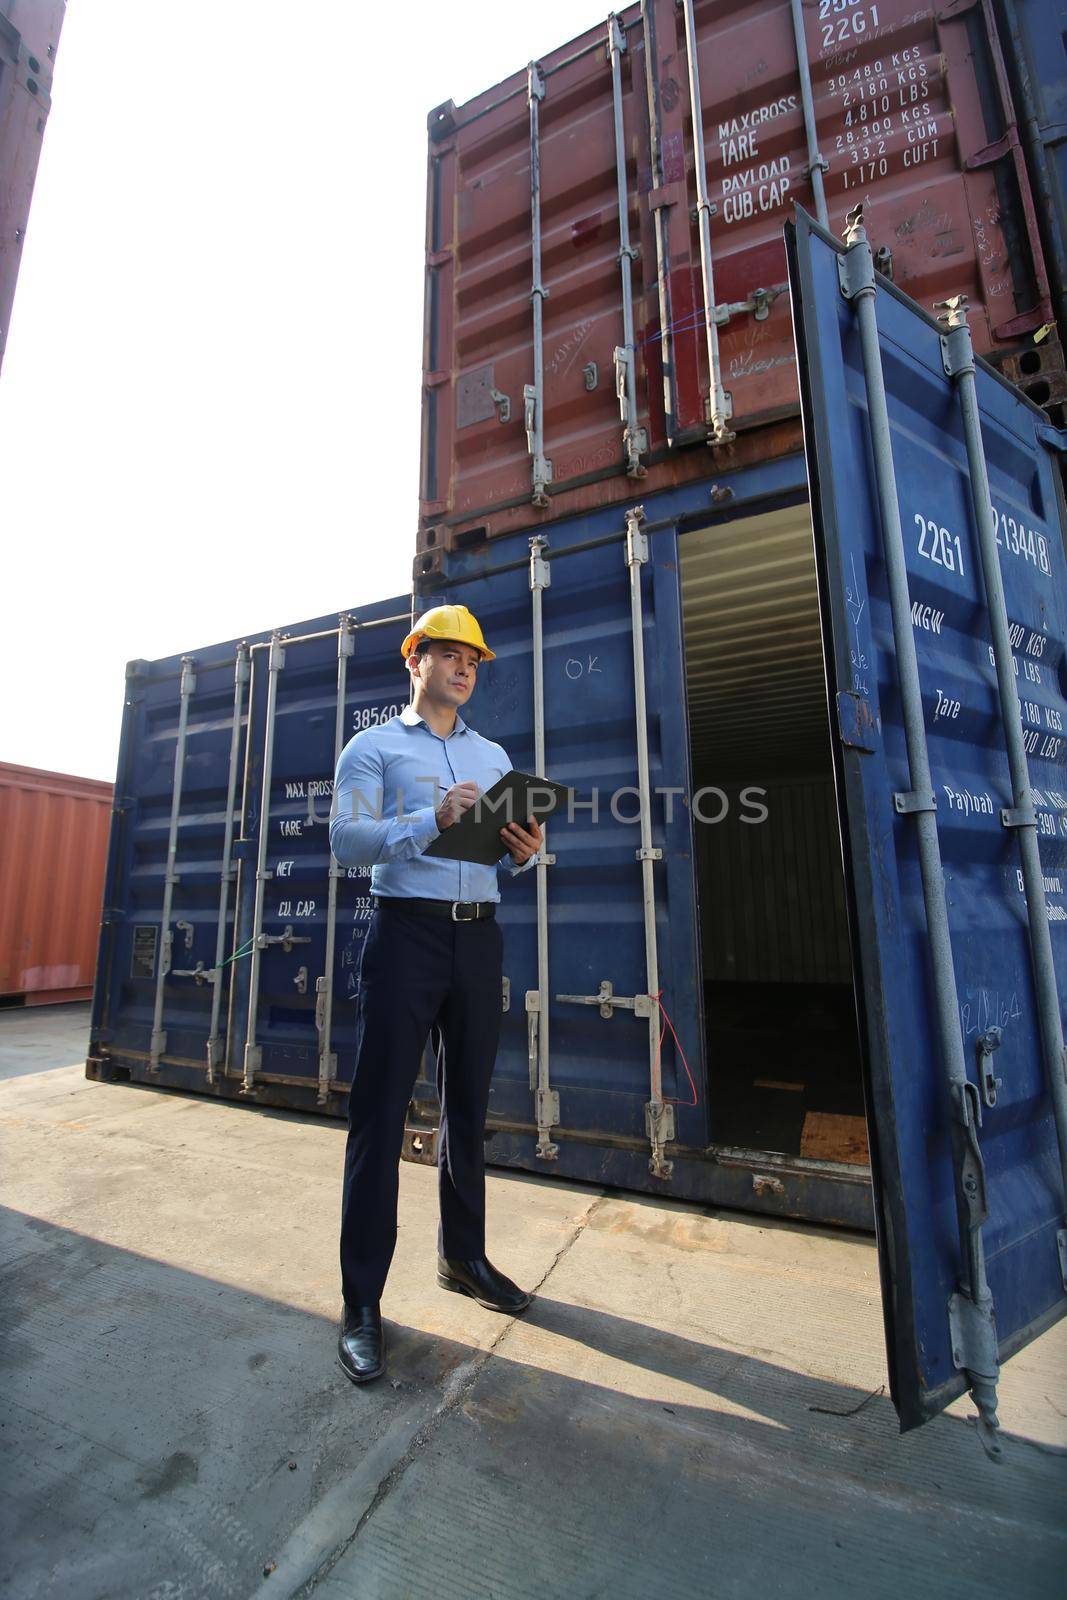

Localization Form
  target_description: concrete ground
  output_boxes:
[2,1007,1065,1600]
[0,1001,93,1082]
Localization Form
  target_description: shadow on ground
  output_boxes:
[2,1207,1064,1600]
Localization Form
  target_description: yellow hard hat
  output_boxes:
[401,603,496,662]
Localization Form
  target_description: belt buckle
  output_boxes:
[451,901,476,922]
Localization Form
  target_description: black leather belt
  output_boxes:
[372,896,497,922]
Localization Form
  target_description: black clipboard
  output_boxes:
[423,770,573,866]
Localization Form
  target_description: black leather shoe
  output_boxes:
[337,1303,385,1383]
[437,1256,532,1313]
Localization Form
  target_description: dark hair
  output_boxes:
[413,637,468,660]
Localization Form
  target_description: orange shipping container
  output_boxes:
[0,762,112,1004]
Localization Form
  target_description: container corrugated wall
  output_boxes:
[0,0,65,371]
[0,763,113,1004]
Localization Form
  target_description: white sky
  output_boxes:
[1,0,610,781]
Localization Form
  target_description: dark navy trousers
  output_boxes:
[340,905,504,1308]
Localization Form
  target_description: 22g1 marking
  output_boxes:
[819,0,880,49]
[914,512,965,577]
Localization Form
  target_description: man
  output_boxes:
[329,603,543,1384]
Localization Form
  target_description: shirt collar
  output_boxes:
[400,703,467,734]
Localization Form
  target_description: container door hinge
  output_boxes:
[1036,422,1067,455]
[964,129,1018,171]
[703,388,734,429]
[894,789,937,814]
[1057,1230,1067,1292]
[836,690,881,752]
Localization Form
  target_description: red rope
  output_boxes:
[653,989,699,1107]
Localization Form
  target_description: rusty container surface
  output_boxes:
[0,0,65,371]
[419,0,1059,559]
[0,763,113,1005]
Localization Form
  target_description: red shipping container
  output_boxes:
[0,762,112,1005]
[418,0,1060,562]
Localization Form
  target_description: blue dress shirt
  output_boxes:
[330,704,531,903]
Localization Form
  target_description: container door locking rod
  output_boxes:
[789,0,829,227]
[525,62,553,508]
[680,0,734,445]
[317,617,354,1104]
[624,507,673,1179]
[840,208,1002,1457]
[206,644,249,1081]
[607,15,647,479]
[241,633,285,1093]
[149,656,196,1072]
[640,0,677,446]
[528,535,559,1157]
[938,294,1067,1212]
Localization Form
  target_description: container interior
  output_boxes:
[679,503,868,1167]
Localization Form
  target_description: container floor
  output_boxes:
[705,980,867,1161]
[3,1005,1065,1599]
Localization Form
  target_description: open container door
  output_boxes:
[786,206,1067,1446]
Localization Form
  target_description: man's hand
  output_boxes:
[435,780,481,831]
[500,816,543,866]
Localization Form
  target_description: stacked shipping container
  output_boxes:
[418,0,1061,561]
[86,0,1067,1433]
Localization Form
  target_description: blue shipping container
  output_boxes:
[89,213,1067,1436]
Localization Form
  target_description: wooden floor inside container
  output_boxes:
[704,980,868,1163]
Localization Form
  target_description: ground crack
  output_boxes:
[292,1191,607,1595]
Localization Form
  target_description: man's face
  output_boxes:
[409,639,481,708]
